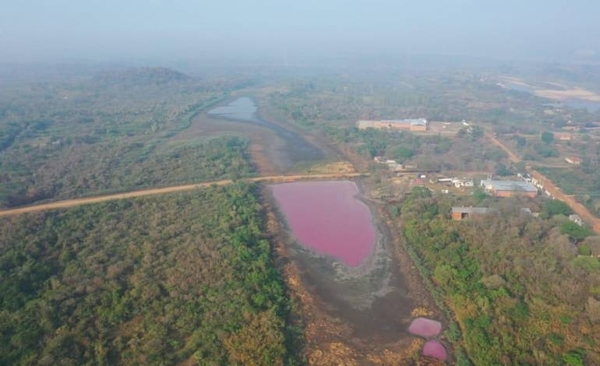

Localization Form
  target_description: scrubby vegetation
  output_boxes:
[0,68,255,208]
[0,184,300,365]
[321,126,507,172]
[538,167,600,217]
[391,188,600,365]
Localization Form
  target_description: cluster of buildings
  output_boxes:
[435,177,474,188]
[373,157,417,171]
[357,118,428,132]
[519,174,553,198]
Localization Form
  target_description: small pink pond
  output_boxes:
[408,318,442,337]
[423,340,447,361]
[270,181,376,267]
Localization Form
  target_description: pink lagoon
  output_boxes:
[423,340,447,361]
[408,318,442,338]
[270,181,376,267]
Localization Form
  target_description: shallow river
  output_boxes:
[208,97,324,168]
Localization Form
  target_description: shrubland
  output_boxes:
[390,188,600,365]
[0,184,300,365]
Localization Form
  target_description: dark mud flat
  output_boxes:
[291,224,414,343]
[208,97,324,172]
[269,180,414,344]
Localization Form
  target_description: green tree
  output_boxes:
[541,199,572,218]
[541,131,555,144]
[494,163,511,176]
[393,145,414,162]
[471,126,484,139]
[560,221,591,242]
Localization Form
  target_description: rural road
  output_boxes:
[0,173,366,217]
[486,132,521,164]
[486,131,600,234]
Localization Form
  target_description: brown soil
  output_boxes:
[485,131,520,164]
[499,76,600,102]
[534,88,600,102]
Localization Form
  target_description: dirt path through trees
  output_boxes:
[486,130,600,233]
[0,173,366,217]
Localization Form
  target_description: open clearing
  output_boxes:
[534,88,600,102]
[499,76,600,101]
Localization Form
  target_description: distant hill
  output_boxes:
[92,67,193,86]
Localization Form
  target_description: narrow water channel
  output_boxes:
[208,97,324,168]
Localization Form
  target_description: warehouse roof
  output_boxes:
[381,118,427,126]
[452,207,492,214]
[481,179,537,192]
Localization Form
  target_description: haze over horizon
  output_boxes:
[1,0,599,65]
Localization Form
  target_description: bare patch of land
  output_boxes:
[535,88,600,102]
[499,76,600,101]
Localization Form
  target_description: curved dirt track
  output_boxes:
[0,173,366,217]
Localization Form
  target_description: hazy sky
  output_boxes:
[1,0,599,63]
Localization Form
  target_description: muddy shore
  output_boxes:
[263,180,446,365]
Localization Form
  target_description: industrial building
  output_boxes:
[357,118,428,132]
[452,207,493,220]
[480,179,538,198]
[452,206,534,220]
[565,156,582,165]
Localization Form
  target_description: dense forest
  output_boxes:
[0,184,300,365]
[0,69,255,208]
[391,188,600,365]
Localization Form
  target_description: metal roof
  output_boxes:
[381,118,427,126]
[482,179,537,192]
[452,207,492,214]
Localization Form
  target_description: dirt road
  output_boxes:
[529,170,600,233]
[486,132,521,163]
[486,131,600,234]
[0,173,366,217]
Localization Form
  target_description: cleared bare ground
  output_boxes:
[499,76,600,101]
